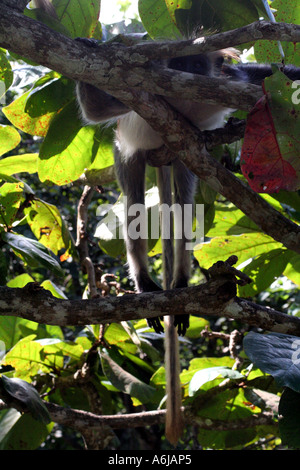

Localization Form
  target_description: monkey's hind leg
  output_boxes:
[114,147,164,333]
[171,159,197,336]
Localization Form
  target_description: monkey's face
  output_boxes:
[168,54,214,75]
[167,50,239,78]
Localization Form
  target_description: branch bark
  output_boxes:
[75,185,98,298]
[118,21,300,60]
[44,400,275,432]
[1,283,300,336]
[0,4,262,110]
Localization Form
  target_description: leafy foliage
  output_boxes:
[0,0,299,451]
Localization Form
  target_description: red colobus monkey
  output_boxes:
[32,0,300,445]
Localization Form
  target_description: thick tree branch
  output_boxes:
[1,283,300,336]
[3,0,27,10]
[0,4,261,110]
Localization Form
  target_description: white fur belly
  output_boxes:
[166,98,232,130]
[116,102,231,160]
[116,112,163,159]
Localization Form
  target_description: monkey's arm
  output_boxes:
[75,37,130,123]
[224,63,300,85]
[76,82,130,123]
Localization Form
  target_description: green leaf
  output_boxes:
[0,409,21,446]
[4,337,83,379]
[284,255,300,286]
[196,388,260,449]
[32,338,84,373]
[104,323,138,355]
[7,273,35,288]
[170,0,258,38]
[238,249,293,296]
[0,182,25,226]
[0,316,38,350]
[0,375,50,424]
[84,126,115,171]
[53,0,101,39]
[24,198,75,257]
[0,174,21,184]
[2,73,72,138]
[2,91,53,137]
[0,154,38,175]
[38,101,110,185]
[139,0,181,39]
[206,203,260,237]
[194,232,281,270]
[180,357,235,393]
[0,125,20,157]
[94,197,125,258]
[0,50,13,98]
[1,231,63,277]
[189,366,244,396]
[3,336,48,380]
[40,279,68,299]
[185,316,210,339]
[25,77,74,118]
[0,412,52,450]
[271,190,300,214]
[25,2,70,37]
[254,0,300,65]
[100,349,156,404]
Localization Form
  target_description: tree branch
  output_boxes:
[75,185,98,298]
[44,400,274,432]
[1,283,300,336]
[114,21,300,61]
[0,4,261,110]
[3,0,27,11]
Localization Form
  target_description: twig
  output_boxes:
[44,400,275,432]
[75,186,99,298]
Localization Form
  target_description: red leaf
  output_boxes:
[241,95,298,193]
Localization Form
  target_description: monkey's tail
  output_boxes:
[157,166,183,446]
[164,314,184,445]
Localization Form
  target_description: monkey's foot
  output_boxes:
[147,317,164,334]
[173,314,189,336]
